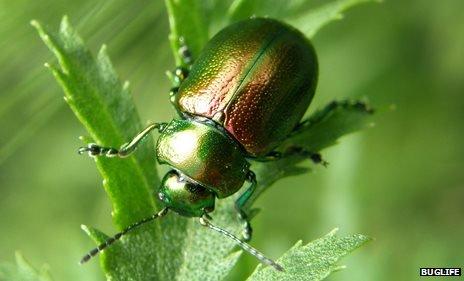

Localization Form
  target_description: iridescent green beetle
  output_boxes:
[79,18,319,271]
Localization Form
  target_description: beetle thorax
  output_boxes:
[156,119,250,198]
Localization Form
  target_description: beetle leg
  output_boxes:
[167,36,192,87]
[252,151,282,162]
[283,146,329,166]
[168,67,189,87]
[167,36,192,90]
[168,67,189,114]
[257,148,328,166]
[77,122,167,158]
[235,170,257,241]
[291,100,373,134]
[178,36,193,67]
[167,37,193,113]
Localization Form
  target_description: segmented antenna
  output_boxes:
[199,217,284,271]
[80,208,169,264]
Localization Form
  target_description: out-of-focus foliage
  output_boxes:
[0,0,463,281]
[0,252,52,281]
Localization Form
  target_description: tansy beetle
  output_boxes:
[79,18,322,271]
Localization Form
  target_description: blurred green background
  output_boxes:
[1,0,463,280]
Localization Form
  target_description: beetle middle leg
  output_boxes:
[235,170,257,241]
[78,122,167,158]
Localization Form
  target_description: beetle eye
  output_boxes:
[203,206,214,213]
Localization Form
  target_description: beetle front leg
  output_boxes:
[78,122,167,158]
[235,170,257,241]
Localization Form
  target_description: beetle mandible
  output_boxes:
[79,18,321,271]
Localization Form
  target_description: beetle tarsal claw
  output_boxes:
[77,147,87,155]
[199,217,208,226]
[77,143,99,156]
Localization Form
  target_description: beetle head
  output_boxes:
[158,170,215,217]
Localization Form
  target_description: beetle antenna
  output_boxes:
[80,208,169,265]
[199,216,284,271]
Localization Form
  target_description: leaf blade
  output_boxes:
[247,229,371,281]
[285,0,379,38]
[33,17,164,280]
[165,0,209,66]
[0,252,53,281]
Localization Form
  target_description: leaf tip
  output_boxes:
[349,233,373,248]
[43,62,59,73]
[328,227,340,236]
[80,224,91,235]
[332,264,347,272]
[60,15,70,29]
[30,20,49,43]
[123,80,130,91]
[60,15,75,37]
[14,251,24,262]
[30,19,40,29]
[358,233,374,242]
[81,225,109,244]
[97,44,109,60]
[31,20,49,41]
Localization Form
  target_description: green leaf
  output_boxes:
[247,229,371,281]
[286,0,379,38]
[32,17,164,280]
[249,100,374,207]
[0,252,53,281]
[160,200,243,281]
[31,17,158,227]
[165,0,209,66]
[227,0,258,22]
[226,0,378,37]
[226,0,308,23]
